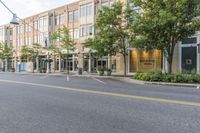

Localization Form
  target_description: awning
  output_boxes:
[81,48,96,54]
[61,49,79,54]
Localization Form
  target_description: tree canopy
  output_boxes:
[85,1,136,76]
[132,0,200,73]
[0,42,13,60]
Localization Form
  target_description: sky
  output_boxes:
[0,0,77,25]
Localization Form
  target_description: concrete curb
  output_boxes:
[117,77,200,88]
[144,81,200,88]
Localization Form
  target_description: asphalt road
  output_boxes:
[0,73,200,133]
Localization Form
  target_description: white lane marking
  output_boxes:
[92,77,106,85]
[40,75,49,79]
[67,76,69,81]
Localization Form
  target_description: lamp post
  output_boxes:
[0,0,51,74]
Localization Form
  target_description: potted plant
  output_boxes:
[97,68,105,76]
[105,68,112,76]
[42,68,47,73]
[11,68,15,72]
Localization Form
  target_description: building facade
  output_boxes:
[0,0,199,74]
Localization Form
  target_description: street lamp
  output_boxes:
[0,0,51,74]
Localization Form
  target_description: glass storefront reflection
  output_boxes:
[129,49,162,72]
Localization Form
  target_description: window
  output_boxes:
[86,25,93,35]
[74,29,79,39]
[69,30,73,39]
[16,26,19,34]
[49,17,52,25]
[25,37,28,45]
[74,10,78,21]
[86,5,92,16]
[25,24,28,32]
[102,2,109,7]
[79,26,85,37]
[182,37,197,44]
[10,30,12,36]
[29,25,31,32]
[80,4,93,17]
[20,26,23,33]
[60,14,64,24]
[68,12,73,23]
[34,21,38,30]
[55,15,60,25]
[29,37,32,45]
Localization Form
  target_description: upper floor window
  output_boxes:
[102,2,109,7]
[74,29,79,39]
[86,24,93,36]
[16,26,20,34]
[74,10,78,21]
[80,3,93,17]
[10,29,13,36]
[60,14,64,24]
[69,30,73,39]
[20,26,23,34]
[25,24,29,32]
[68,12,73,23]
[86,5,92,16]
[79,26,85,37]
[34,21,38,30]
[55,15,60,25]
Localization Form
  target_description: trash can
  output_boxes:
[78,68,82,75]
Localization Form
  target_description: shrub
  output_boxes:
[133,71,200,83]
[149,71,162,81]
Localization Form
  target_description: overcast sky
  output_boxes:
[0,0,77,25]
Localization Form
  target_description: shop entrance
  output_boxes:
[181,47,197,73]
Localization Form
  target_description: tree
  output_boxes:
[0,42,13,72]
[48,44,63,72]
[50,26,75,74]
[85,1,136,76]
[20,43,42,72]
[132,0,200,74]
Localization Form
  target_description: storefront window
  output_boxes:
[129,49,162,72]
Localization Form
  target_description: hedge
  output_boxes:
[133,71,200,83]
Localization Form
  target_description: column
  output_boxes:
[36,57,39,72]
[107,55,111,69]
[59,56,61,72]
[46,52,49,73]
[88,53,91,72]
[72,54,75,71]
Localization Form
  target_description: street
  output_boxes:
[0,73,200,133]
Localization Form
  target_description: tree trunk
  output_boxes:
[32,62,35,73]
[5,59,8,72]
[123,54,127,77]
[67,50,69,75]
[166,44,175,74]
[107,54,112,70]
[36,57,39,72]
